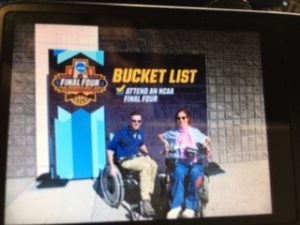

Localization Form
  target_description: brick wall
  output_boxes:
[7,25,268,178]
[7,24,36,178]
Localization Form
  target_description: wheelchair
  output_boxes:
[99,160,145,221]
[160,143,210,218]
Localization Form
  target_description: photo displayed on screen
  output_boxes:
[5,24,272,224]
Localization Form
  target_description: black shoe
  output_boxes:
[142,200,155,217]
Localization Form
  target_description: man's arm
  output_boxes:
[107,149,118,176]
[139,144,149,155]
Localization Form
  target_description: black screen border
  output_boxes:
[0,2,300,225]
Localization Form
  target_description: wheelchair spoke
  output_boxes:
[106,176,116,194]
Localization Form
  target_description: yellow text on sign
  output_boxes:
[169,69,198,84]
[112,68,167,84]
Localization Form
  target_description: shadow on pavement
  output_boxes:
[205,162,225,176]
[36,173,69,188]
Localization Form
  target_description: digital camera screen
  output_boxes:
[2,3,297,225]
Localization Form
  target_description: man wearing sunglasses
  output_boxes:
[107,111,158,217]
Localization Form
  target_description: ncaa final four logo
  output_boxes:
[51,58,108,106]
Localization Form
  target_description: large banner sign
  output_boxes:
[48,50,207,179]
[105,53,205,104]
[48,50,108,180]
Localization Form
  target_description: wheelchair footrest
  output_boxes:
[129,203,141,221]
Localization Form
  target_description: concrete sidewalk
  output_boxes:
[4,160,272,224]
[204,160,272,217]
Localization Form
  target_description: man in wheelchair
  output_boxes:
[106,111,158,217]
[158,108,212,219]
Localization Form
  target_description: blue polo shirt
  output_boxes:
[108,126,145,159]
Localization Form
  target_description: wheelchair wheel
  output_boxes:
[100,166,125,208]
[200,175,209,206]
[197,175,209,217]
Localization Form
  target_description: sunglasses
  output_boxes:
[131,119,142,123]
[177,116,187,121]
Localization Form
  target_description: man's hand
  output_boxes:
[109,165,119,177]
[139,144,149,156]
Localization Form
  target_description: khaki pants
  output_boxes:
[121,156,158,200]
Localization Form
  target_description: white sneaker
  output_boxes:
[166,207,182,219]
[181,208,195,218]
